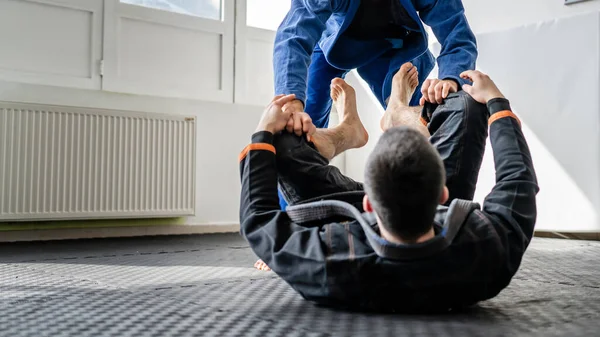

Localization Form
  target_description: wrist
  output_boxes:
[487,97,511,115]
[284,99,305,113]
[251,130,275,144]
[441,78,461,91]
[485,91,505,104]
[255,123,276,134]
[444,78,459,87]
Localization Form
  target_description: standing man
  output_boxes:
[273,0,478,208]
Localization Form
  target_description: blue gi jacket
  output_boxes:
[274,0,478,104]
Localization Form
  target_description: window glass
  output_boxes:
[246,0,291,30]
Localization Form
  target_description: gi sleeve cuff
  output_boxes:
[442,76,463,87]
[487,98,512,115]
[251,131,274,145]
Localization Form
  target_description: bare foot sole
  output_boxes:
[254,259,271,271]
[381,62,420,131]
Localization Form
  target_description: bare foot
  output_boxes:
[254,259,271,271]
[311,78,368,159]
[380,62,419,130]
[390,62,419,107]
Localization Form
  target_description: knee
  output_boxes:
[465,95,489,132]
[455,91,488,132]
[273,132,307,157]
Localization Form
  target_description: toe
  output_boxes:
[330,85,340,100]
[408,67,417,77]
[259,261,270,271]
[400,62,413,72]
[339,80,355,95]
[331,77,345,87]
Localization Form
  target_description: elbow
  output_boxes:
[275,30,318,57]
[239,215,260,239]
[433,14,477,53]
[240,209,283,239]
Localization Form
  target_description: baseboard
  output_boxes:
[5,226,597,243]
[534,231,600,241]
[0,224,240,242]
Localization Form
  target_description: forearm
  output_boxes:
[418,0,477,85]
[487,98,537,187]
[273,0,331,104]
[482,98,539,248]
[436,24,477,86]
[239,131,280,229]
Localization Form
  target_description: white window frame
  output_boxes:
[101,0,234,102]
[234,0,278,105]
[0,0,103,90]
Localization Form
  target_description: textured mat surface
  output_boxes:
[1,234,599,336]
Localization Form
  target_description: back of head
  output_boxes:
[364,127,445,242]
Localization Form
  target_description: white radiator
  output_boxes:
[0,102,196,221]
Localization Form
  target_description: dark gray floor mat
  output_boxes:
[1,234,599,336]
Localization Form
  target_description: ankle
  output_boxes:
[387,99,410,110]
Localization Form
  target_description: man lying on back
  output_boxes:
[238,67,538,311]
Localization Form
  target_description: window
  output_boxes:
[121,0,222,20]
[246,0,290,30]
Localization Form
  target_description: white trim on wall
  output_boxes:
[0,224,239,242]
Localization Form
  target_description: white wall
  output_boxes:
[462,3,600,232]
[463,0,600,34]
[472,12,600,232]
[342,73,384,181]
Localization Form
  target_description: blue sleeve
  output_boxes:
[415,0,478,86]
[273,0,334,105]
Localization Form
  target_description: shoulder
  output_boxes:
[460,209,505,251]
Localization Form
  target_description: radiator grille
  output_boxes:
[0,103,196,221]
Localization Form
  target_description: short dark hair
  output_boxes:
[364,127,445,242]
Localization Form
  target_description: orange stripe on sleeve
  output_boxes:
[239,143,276,161]
[489,110,520,126]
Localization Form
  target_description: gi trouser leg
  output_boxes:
[274,134,363,206]
[427,91,489,203]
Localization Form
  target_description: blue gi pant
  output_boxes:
[279,47,436,209]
